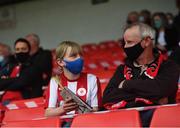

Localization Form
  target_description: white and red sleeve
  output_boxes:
[46,78,59,108]
[87,74,102,108]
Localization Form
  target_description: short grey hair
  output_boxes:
[125,23,155,41]
[26,33,40,46]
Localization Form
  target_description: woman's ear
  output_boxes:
[56,58,65,67]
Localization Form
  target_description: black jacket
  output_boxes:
[0,56,45,98]
[169,47,180,66]
[103,55,179,107]
[29,48,52,86]
[173,11,180,42]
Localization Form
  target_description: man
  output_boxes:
[0,43,11,71]
[126,11,139,25]
[102,23,179,126]
[0,38,48,101]
[25,33,52,87]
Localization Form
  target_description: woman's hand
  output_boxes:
[62,98,78,113]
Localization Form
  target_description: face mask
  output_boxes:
[154,20,162,29]
[63,57,84,74]
[15,52,29,63]
[126,20,132,25]
[0,55,4,63]
[168,20,173,25]
[124,42,144,61]
[139,16,145,22]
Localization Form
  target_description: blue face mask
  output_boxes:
[63,57,84,74]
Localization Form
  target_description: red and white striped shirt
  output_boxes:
[46,72,102,114]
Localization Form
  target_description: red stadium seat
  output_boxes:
[82,43,98,54]
[71,110,142,127]
[99,40,120,50]
[1,117,61,127]
[0,104,6,124]
[92,69,115,83]
[87,69,115,95]
[100,82,108,96]
[5,97,45,110]
[3,107,45,123]
[150,105,180,127]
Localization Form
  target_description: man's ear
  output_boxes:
[144,37,152,47]
[57,58,65,67]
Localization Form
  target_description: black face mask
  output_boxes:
[124,42,144,61]
[15,52,29,63]
[126,20,132,25]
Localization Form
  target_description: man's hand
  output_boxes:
[62,98,78,113]
[158,97,168,105]
[1,76,9,79]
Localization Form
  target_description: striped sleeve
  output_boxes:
[88,74,102,108]
[45,78,59,108]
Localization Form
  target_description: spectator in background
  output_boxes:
[0,38,48,104]
[25,33,52,87]
[0,43,11,70]
[0,38,32,103]
[126,11,139,25]
[169,0,180,68]
[173,0,180,44]
[166,12,174,27]
[152,12,178,52]
[103,23,179,127]
[139,9,151,26]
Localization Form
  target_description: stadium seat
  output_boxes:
[92,69,115,82]
[150,105,180,127]
[1,117,61,127]
[100,82,108,96]
[0,104,6,124]
[3,107,45,122]
[82,43,98,54]
[71,109,142,127]
[5,97,45,110]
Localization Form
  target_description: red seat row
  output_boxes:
[1,97,180,127]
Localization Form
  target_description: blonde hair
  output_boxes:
[56,41,82,60]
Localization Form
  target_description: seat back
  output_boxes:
[1,117,61,127]
[3,107,45,122]
[150,105,180,127]
[5,97,45,110]
[71,110,141,127]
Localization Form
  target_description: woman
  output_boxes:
[45,41,102,118]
